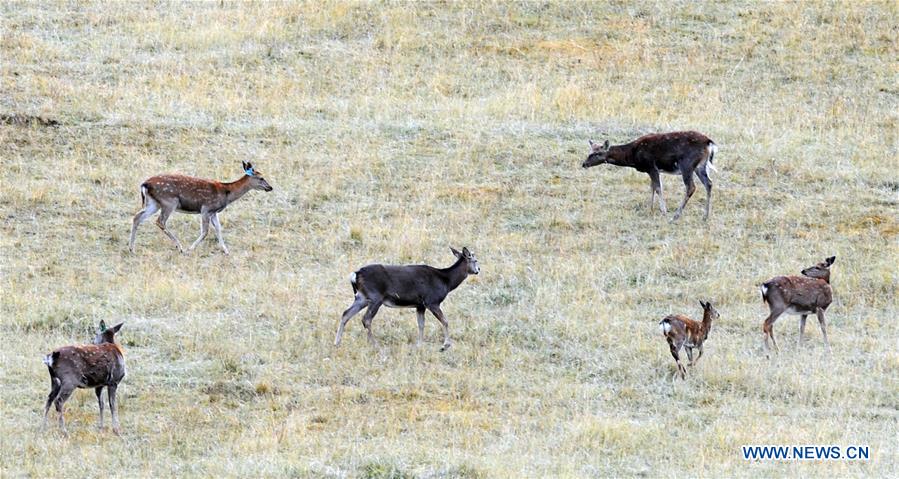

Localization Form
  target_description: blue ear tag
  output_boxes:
[245,168,254,176]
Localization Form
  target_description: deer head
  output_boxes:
[801,256,835,283]
[700,300,719,321]
[93,320,124,345]
[451,247,480,275]
[582,140,610,168]
[242,161,274,192]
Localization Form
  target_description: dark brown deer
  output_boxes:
[582,131,717,221]
[659,301,719,379]
[129,161,273,255]
[760,256,835,356]
[42,321,126,436]
[334,247,479,351]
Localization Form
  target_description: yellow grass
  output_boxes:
[1,1,897,477]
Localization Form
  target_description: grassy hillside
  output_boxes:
[1,1,896,477]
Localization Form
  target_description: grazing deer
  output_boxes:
[760,256,835,355]
[334,247,480,351]
[128,161,273,255]
[582,131,718,221]
[43,321,126,436]
[659,301,719,379]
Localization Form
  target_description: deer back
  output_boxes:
[46,344,126,388]
[632,131,714,173]
[356,264,459,305]
[143,174,232,213]
[662,314,706,345]
[763,275,833,312]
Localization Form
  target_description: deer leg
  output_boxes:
[54,383,75,436]
[763,310,783,356]
[43,378,61,431]
[361,301,382,346]
[685,347,695,366]
[155,205,184,253]
[696,166,712,221]
[95,386,105,430]
[335,295,368,346]
[816,308,831,352]
[798,315,808,346]
[428,305,452,351]
[211,213,228,255]
[671,172,696,221]
[695,345,704,364]
[188,213,211,252]
[668,342,685,380]
[108,385,121,435]
[649,170,666,214]
[416,307,426,346]
[128,198,159,253]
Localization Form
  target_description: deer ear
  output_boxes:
[602,140,609,150]
[589,139,595,147]
[826,256,835,266]
[109,322,124,334]
[450,247,462,258]
[98,320,107,332]
[699,300,707,309]
[462,247,471,257]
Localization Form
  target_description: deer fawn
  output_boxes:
[129,161,273,255]
[43,321,126,436]
[659,301,719,379]
[582,131,717,221]
[760,256,835,356]
[335,247,479,351]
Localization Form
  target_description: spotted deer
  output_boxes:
[659,301,719,379]
[334,247,479,351]
[43,321,126,436]
[582,131,718,221]
[760,256,835,355]
[128,161,273,255]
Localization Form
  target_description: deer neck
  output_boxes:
[441,257,469,291]
[606,144,635,168]
[701,311,713,338]
[222,176,253,206]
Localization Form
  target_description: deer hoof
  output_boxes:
[440,343,451,352]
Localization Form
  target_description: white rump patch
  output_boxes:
[349,272,357,285]
[659,320,671,336]
[759,284,768,297]
[706,143,719,175]
[42,354,53,367]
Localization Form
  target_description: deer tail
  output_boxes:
[706,141,718,174]
[349,271,359,294]
[659,318,672,336]
[139,183,149,208]
[43,351,60,369]
[760,282,770,304]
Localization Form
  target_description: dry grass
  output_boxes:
[1,1,897,477]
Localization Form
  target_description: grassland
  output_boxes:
[1,1,897,477]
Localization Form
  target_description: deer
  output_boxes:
[128,161,273,255]
[42,321,126,436]
[760,256,835,356]
[659,301,719,380]
[334,247,480,351]
[581,131,718,221]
